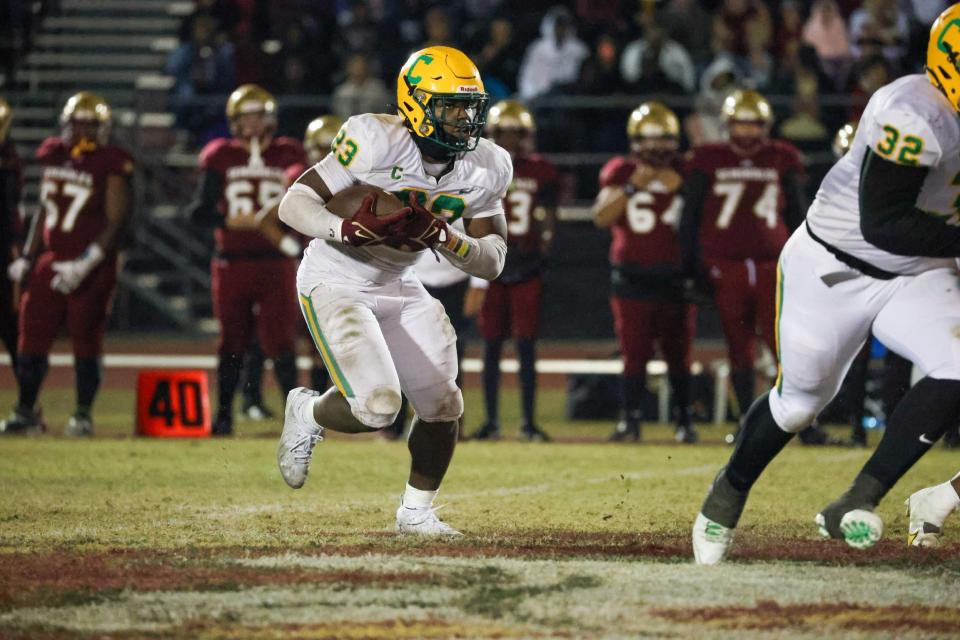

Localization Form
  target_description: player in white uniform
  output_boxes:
[273,46,511,535]
[693,5,960,563]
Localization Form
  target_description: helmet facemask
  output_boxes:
[632,136,679,168]
[410,87,490,156]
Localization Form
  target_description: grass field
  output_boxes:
[1,386,959,639]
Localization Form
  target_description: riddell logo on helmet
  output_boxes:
[458,86,479,92]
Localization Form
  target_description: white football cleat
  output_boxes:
[906,484,957,548]
[838,509,884,550]
[692,512,734,565]
[396,504,462,536]
[277,387,323,489]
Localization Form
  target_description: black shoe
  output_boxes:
[520,424,551,442]
[608,421,640,442]
[212,411,233,436]
[0,406,45,435]
[469,422,501,441]
[943,429,960,449]
[675,424,699,444]
[242,402,274,421]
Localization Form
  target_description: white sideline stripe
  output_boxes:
[0,353,637,375]
[0,353,714,376]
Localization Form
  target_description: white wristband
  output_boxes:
[278,235,301,258]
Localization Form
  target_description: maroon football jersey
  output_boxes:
[499,153,558,283]
[686,139,804,261]
[36,137,133,260]
[600,155,684,267]
[199,136,306,256]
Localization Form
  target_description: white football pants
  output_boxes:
[769,226,960,432]
[297,264,462,429]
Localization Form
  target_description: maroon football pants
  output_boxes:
[18,251,117,358]
[706,257,778,371]
[611,296,695,376]
[211,256,298,358]
[479,277,543,341]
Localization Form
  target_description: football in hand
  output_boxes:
[326,184,420,252]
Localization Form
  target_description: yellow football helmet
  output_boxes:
[60,91,112,145]
[396,46,490,156]
[487,99,535,132]
[226,84,277,138]
[926,3,960,111]
[304,115,344,163]
[832,122,858,159]
[0,98,11,144]
[627,101,680,167]
[722,89,773,126]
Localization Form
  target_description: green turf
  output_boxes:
[1,387,958,638]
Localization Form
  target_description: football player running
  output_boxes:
[2,92,133,436]
[679,89,830,446]
[593,102,696,444]
[276,46,510,535]
[186,84,307,436]
[470,99,558,443]
[693,4,960,564]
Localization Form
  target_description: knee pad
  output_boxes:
[768,388,821,433]
[415,385,464,423]
[351,385,402,430]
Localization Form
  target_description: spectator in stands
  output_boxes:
[620,21,696,94]
[422,6,459,49]
[715,0,772,59]
[331,54,391,119]
[849,0,910,68]
[659,0,714,67]
[773,0,805,63]
[847,54,893,122]
[275,21,329,95]
[574,0,629,41]
[778,69,830,153]
[517,6,589,99]
[336,1,381,61]
[685,40,741,146]
[473,17,523,98]
[803,0,853,90]
[741,17,774,90]
[168,14,236,144]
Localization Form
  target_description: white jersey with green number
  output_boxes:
[300,113,512,285]
[806,74,960,275]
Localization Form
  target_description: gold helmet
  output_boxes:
[487,99,535,132]
[304,115,344,163]
[0,98,11,145]
[722,89,772,152]
[926,3,960,111]
[627,101,680,139]
[722,89,773,126]
[225,84,277,138]
[396,46,490,157]
[60,91,112,145]
[627,101,680,167]
[832,122,857,159]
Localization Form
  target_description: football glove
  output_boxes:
[396,192,450,251]
[341,194,411,247]
[50,243,104,294]
[7,256,31,284]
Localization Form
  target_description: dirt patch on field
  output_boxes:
[652,600,960,634]
[277,530,960,566]
[0,549,433,610]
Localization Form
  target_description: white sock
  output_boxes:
[402,483,437,509]
[298,397,320,432]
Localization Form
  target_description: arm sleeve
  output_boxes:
[858,148,960,256]
[678,170,709,273]
[782,168,807,231]
[0,169,18,250]
[184,168,224,227]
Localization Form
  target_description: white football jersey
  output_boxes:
[300,113,512,284]
[807,74,960,275]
